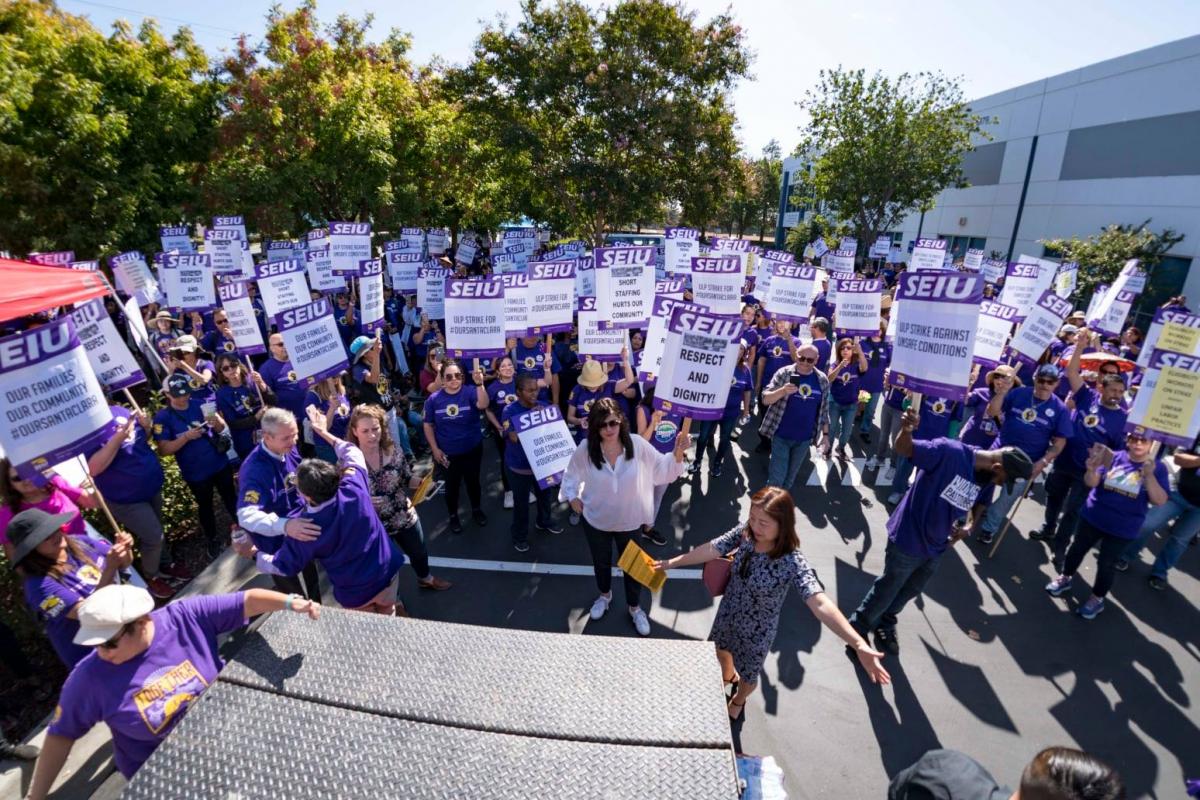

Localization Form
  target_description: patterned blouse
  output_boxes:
[365,448,418,532]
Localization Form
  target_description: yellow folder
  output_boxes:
[618,539,667,593]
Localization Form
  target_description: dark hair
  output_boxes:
[586,397,633,469]
[1019,747,1125,800]
[493,355,515,373]
[1123,326,1143,342]
[17,534,99,580]
[1100,373,1127,389]
[515,373,539,393]
[640,385,656,410]
[811,317,830,333]
[438,358,463,378]
[296,458,341,505]
[213,354,245,387]
[0,458,24,515]
[747,486,800,559]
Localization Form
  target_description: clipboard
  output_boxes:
[617,539,667,593]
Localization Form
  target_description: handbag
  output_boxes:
[702,555,735,597]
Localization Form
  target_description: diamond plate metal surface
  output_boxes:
[124,682,739,800]
[219,608,731,748]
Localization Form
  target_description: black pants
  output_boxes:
[271,562,322,603]
[582,519,642,609]
[1061,518,1127,598]
[1043,467,1087,544]
[442,444,483,518]
[185,464,237,542]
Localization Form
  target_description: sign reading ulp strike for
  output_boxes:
[527,261,576,334]
[765,264,817,324]
[652,307,744,420]
[890,272,983,401]
[690,256,743,316]
[0,317,114,469]
[833,278,882,336]
[513,403,576,489]
[594,246,656,329]
[444,277,506,358]
[274,297,348,387]
[973,300,1019,367]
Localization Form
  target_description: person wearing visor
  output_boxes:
[23,584,319,798]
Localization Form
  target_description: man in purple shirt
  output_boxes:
[257,332,310,429]
[847,406,1032,656]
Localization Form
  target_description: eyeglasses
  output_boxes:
[796,356,816,364]
[1035,377,1057,385]
[96,624,130,650]
[600,419,622,429]
[220,364,239,373]
[443,373,463,381]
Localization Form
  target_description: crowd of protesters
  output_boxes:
[4,234,1190,800]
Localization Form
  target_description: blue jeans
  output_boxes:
[891,456,914,496]
[696,411,738,469]
[766,434,812,490]
[828,401,857,449]
[849,540,942,635]
[1121,489,1200,579]
[859,391,881,433]
[981,478,1029,534]
[508,467,553,544]
[393,408,424,457]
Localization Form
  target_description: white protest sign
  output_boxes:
[822,248,855,273]
[122,296,166,379]
[1087,259,1142,334]
[305,246,345,293]
[973,300,1018,367]
[306,227,329,251]
[1085,284,1108,322]
[765,264,817,324]
[513,404,577,489]
[839,237,858,255]
[211,215,247,241]
[275,297,348,387]
[664,227,700,274]
[811,239,829,258]
[1119,259,1147,294]
[639,297,705,382]
[594,246,655,330]
[981,257,1006,285]
[0,317,114,468]
[68,299,145,391]
[1055,261,1078,298]
[110,251,161,306]
[329,221,372,276]
[577,296,629,362]
[963,249,985,271]
[891,272,983,401]
[498,271,530,338]
[910,238,949,271]
[1009,290,1073,365]
[870,236,892,259]
[652,307,744,421]
[418,265,450,319]
[712,238,751,275]
[255,258,310,319]
[690,256,743,316]
[386,248,422,294]
[999,258,1055,321]
[203,229,243,274]
[217,280,266,355]
[527,261,577,335]
[159,226,194,254]
[398,227,425,255]
[455,237,478,265]
[358,258,385,334]
[1137,308,1200,370]
[445,277,506,358]
[427,229,449,256]
[833,278,882,336]
[164,254,216,310]
[575,256,595,300]
[240,242,256,280]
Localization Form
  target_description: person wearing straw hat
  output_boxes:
[164,334,216,405]
[10,508,134,666]
[959,365,1020,450]
[146,310,181,359]
[566,351,635,444]
[23,584,319,797]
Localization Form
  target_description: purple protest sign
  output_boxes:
[328,221,372,276]
[164,253,216,310]
[1137,308,1200,369]
[28,251,74,267]
[418,265,450,319]
[110,251,160,306]
[981,258,1006,285]
[305,246,345,293]
[577,295,627,362]
[1091,289,1138,337]
[159,226,194,254]
[211,215,246,241]
[204,229,243,274]
[652,306,744,420]
[497,271,530,338]
[594,245,655,329]
[527,261,576,334]
[1008,290,1073,365]
[664,227,700,274]
[445,277,506,357]
[655,278,686,300]
[386,249,422,294]
[0,317,115,469]
[254,258,310,318]
[910,238,948,271]
[832,278,882,336]
[999,259,1055,321]
[891,272,983,401]
[1125,348,1200,446]
[973,300,1019,367]
[358,258,385,334]
[217,280,265,355]
[512,403,577,489]
[274,297,348,387]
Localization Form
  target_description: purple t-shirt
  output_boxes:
[568,383,614,442]
[811,293,835,322]
[302,390,350,440]
[889,438,981,558]
[860,339,890,393]
[883,386,906,411]
[501,401,544,472]
[812,338,832,372]
[642,409,684,454]
[1080,451,1169,539]
[829,364,866,406]
[776,371,824,442]
[996,387,1074,462]
[237,443,303,555]
[152,401,229,483]
[487,379,518,415]
[49,593,247,778]
[1057,385,1128,474]
[725,364,753,416]
[758,335,798,388]
[84,406,164,505]
[959,389,1000,448]
[423,387,483,455]
[258,357,308,420]
[914,396,962,441]
[24,537,112,667]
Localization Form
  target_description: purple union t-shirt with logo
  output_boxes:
[1079,450,1169,539]
[889,438,981,558]
[423,386,483,455]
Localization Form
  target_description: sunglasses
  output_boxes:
[796,356,816,364]
[443,373,463,381]
[96,624,130,651]
[600,419,622,429]
[1035,377,1057,385]
[220,364,239,373]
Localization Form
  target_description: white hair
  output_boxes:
[260,407,297,435]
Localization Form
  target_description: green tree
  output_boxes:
[451,0,750,245]
[753,139,782,239]
[674,96,740,237]
[784,211,850,259]
[1042,220,1184,307]
[798,68,989,263]
[0,0,219,256]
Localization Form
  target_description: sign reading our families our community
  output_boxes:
[513,403,577,489]
[275,297,349,387]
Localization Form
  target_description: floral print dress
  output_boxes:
[708,524,825,683]
[367,449,418,534]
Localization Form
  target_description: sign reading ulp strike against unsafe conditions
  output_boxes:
[594,246,656,329]
[512,403,577,489]
[0,317,115,468]
[973,300,1018,367]
[445,277,506,358]
[653,307,744,420]
[329,221,372,276]
[890,272,983,402]
[275,297,349,388]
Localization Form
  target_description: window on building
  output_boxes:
[1060,111,1200,180]
[941,235,987,263]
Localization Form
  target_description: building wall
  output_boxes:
[892,35,1200,304]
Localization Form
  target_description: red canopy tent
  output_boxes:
[0,257,111,322]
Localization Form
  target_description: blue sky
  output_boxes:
[60,0,1200,154]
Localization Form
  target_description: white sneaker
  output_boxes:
[589,595,611,620]
[865,456,879,470]
[503,491,514,509]
[630,607,651,636]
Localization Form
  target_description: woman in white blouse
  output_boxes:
[560,397,687,636]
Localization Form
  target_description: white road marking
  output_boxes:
[427,556,703,579]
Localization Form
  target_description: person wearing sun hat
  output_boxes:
[22,584,320,797]
[147,310,181,359]
[959,365,1022,451]
[566,350,635,444]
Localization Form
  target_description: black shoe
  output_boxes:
[536,521,564,535]
[1029,528,1052,542]
[641,527,668,546]
[873,628,899,656]
[472,509,488,527]
[688,461,703,476]
[513,540,530,553]
[449,515,463,534]
[0,739,39,761]
[1148,575,1166,591]
[710,463,724,478]
[858,430,871,444]
[1113,559,1130,572]
[977,530,995,545]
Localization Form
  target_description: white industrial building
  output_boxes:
[778,34,1200,324]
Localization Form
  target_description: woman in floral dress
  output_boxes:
[656,486,889,718]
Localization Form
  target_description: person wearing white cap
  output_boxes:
[164,334,216,404]
[24,584,319,798]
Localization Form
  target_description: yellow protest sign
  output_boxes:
[1141,365,1200,442]
[617,539,667,593]
[1158,322,1200,356]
